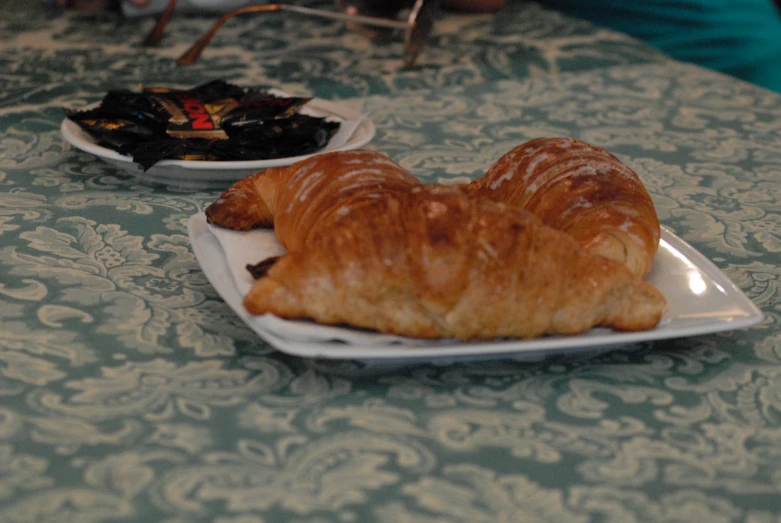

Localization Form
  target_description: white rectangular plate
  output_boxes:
[188,213,763,363]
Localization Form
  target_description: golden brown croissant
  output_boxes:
[206,151,665,339]
[242,184,664,339]
[467,137,660,278]
[206,150,421,251]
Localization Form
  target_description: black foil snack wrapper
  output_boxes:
[66,80,340,171]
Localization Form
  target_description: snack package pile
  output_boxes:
[66,80,340,170]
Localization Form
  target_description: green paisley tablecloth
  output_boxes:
[2,1,781,521]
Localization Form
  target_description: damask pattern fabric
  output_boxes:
[2,1,781,521]
[2,0,666,99]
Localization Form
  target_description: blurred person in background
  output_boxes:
[546,0,781,93]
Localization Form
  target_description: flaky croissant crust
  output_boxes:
[206,150,420,252]
[206,148,666,340]
[468,137,661,278]
[240,183,665,339]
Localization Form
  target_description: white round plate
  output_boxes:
[60,97,376,189]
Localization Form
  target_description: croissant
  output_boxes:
[467,137,660,278]
[205,149,421,251]
[207,150,665,339]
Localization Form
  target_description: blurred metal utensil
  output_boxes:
[179,1,432,67]
[142,0,433,68]
[141,0,180,47]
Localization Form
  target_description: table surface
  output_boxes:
[2,1,781,521]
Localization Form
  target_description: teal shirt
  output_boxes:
[547,0,781,92]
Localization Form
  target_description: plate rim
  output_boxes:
[60,97,376,171]
[187,212,763,361]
